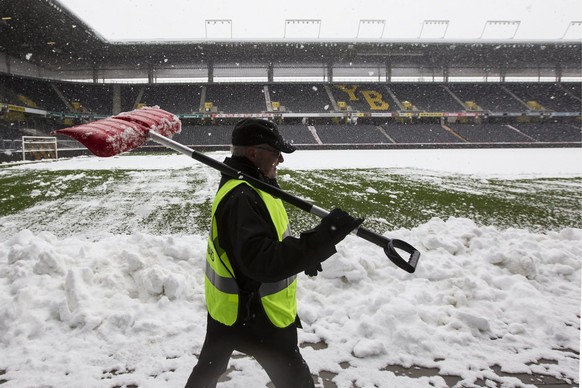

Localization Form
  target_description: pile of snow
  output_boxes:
[0,148,580,387]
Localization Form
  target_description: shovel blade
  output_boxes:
[116,107,181,138]
[54,107,181,157]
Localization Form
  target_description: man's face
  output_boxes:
[251,144,283,179]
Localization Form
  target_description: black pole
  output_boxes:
[148,131,420,273]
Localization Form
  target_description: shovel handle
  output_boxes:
[355,225,420,273]
[148,131,421,273]
[307,208,420,274]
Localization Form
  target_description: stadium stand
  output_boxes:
[56,82,114,115]
[0,74,69,112]
[268,84,332,113]
[330,84,397,113]
[511,123,582,143]
[140,84,204,114]
[278,125,320,146]
[2,74,580,118]
[504,84,581,112]
[382,123,464,144]
[315,124,392,144]
[565,83,581,97]
[448,123,534,143]
[172,125,232,146]
[172,124,336,147]
[120,85,144,112]
[0,122,21,141]
[0,0,580,162]
[446,84,527,112]
[1,80,580,150]
[388,84,466,112]
[205,84,267,114]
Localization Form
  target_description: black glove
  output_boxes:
[318,208,364,245]
[304,263,323,277]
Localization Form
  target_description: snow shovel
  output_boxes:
[54,107,421,273]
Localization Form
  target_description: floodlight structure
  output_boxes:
[419,20,449,39]
[205,19,232,39]
[562,21,582,40]
[480,20,521,40]
[356,20,386,39]
[284,19,321,39]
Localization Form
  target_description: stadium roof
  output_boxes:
[0,0,580,80]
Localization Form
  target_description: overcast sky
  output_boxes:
[56,0,582,43]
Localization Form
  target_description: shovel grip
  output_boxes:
[148,133,421,273]
[356,227,420,273]
[310,205,420,273]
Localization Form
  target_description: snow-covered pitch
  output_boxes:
[0,148,580,387]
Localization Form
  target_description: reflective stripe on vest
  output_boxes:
[206,242,296,297]
[204,179,297,328]
[259,272,296,297]
[205,261,238,294]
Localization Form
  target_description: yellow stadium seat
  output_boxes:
[526,100,543,110]
[465,101,480,110]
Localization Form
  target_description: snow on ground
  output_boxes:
[9,148,582,178]
[0,148,581,387]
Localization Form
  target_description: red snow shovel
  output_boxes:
[54,107,420,273]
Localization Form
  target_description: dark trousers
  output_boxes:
[185,314,315,388]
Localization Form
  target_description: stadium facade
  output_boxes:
[0,0,580,161]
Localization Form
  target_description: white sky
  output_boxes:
[56,0,582,42]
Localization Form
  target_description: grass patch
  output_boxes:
[0,170,128,216]
[1,166,580,238]
[279,169,582,234]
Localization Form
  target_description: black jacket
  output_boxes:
[209,156,339,331]
[214,156,338,294]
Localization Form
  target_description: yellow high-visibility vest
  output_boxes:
[205,179,297,328]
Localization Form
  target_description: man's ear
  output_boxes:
[245,146,256,161]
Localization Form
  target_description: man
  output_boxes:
[186,118,363,388]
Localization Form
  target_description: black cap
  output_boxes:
[231,118,296,153]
